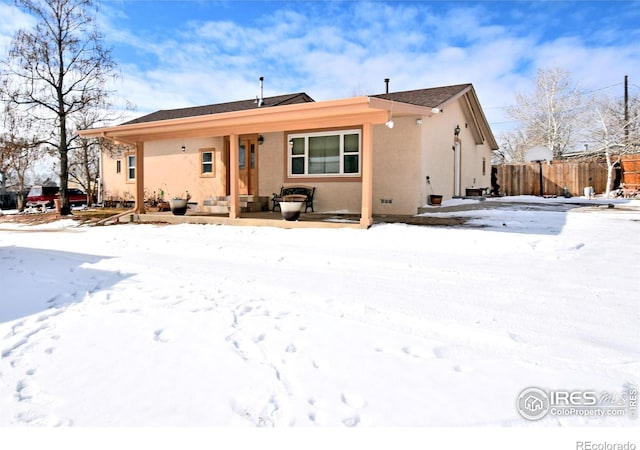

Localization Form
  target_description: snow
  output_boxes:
[1,197,639,445]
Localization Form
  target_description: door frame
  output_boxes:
[225,134,259,196]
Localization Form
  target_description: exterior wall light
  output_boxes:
[386,101,394,128]
[454,125,461,137]
[416,119,423,126]
[181,145,186,152]
[258,135,264,145]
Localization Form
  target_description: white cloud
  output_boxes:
[0,2,35,57]
[92,0,640,136]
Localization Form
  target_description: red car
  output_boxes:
[26,185,59,208]
[56,188,90,206]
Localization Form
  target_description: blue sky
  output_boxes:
[2,0,640,135]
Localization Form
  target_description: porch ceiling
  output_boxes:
[79,96,427,143]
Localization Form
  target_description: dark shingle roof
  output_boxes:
[372,83,472,108]
[124,92,315,125]
[123,84,472,126]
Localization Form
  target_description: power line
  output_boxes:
[484,80,631,111]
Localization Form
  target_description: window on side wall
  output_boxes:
[287,129,361,178]
[116,160,121,174]
[126,154,135,181]
[200,148,215,176]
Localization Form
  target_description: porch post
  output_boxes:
[229,134,240,219]
[360,122,374,227]
[134,141,145,214]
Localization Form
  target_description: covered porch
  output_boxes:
[79,96,431,228]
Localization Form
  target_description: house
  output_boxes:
[78,81,498,227]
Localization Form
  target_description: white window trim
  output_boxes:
[287,129,361,178]
[200,149,214,176]
[126,154,135,181]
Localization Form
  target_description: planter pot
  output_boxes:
[279,201,303,221]
[428,195,443,206]
[157,201,171,212]
[465,188,484,197]
[169,198,188,215]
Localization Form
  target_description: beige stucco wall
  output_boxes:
[421,109,457,201]
[101,150,132,203]
[372,117,422,214]
[421,102,492,203]
[258,131,363,213]
[101,137,227,205]
[257,119,421,214]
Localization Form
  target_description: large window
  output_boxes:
[288,129,361,177]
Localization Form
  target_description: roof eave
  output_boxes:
[78,96,395,142]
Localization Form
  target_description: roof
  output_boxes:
[80,83,497,150]
[374,83,497,150]
[372,83,472,109]
[124,92,315,125]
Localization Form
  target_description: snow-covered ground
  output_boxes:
[1,197,639,445]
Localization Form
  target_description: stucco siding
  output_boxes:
[145,137,225,202]
[421,110,458,200]
[258,131,362,213]
[257,132,285,203]
[102,137,226,205]
[420,101,493,201]
[372,117,422,214]
[101,151,133,203]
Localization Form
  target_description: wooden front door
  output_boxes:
[238,136,258,195]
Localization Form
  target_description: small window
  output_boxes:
[127,154,135,181]
[116,160,121,174]
[200,149,215,176]
[482,157,486,176]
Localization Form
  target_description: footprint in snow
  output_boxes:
[432,346,448,359]
[341,392,366,409]
[285,343,297,353]
[16,378,39,401]
[308,410,328,425]
[342,416,361,427]
[402,345,431,359]
[453,365,474,374]
[154,329,170,343]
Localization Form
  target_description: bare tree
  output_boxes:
[495,129,529,164]
[507,67,584,159]
[586,93,640,197]
[68,112,103,205]
[0,0,116,215]
[0,106,45,210]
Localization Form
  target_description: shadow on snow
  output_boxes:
[0,246,130,324]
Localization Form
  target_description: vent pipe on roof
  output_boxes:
[384,78,390,94]
[258,76,265,107]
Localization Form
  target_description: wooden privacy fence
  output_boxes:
[494,161,608,197]
[621,154,640,189]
